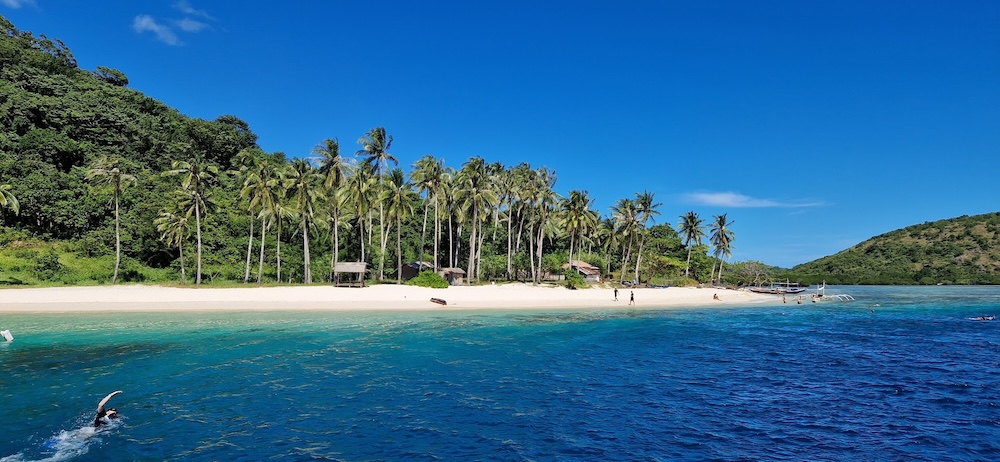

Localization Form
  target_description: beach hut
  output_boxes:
[437,267,466,286]
[333,262,367,287]
[401,261,434,281]
[562,260,602,283]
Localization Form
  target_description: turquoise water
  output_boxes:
[1,286,998,461]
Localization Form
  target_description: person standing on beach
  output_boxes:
[614,288,618,301]
[629,291,635,306]
[94,390,122,428]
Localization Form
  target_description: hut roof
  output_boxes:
[334,262,367,273]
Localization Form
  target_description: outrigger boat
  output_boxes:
[748,281,807,295]
[810,282,856,303]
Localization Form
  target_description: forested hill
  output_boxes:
[787,213,1000,285]
[0,15,259,236]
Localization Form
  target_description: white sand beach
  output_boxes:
[0,283,781,312]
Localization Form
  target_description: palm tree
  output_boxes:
[562,190,597,267]
[439,167,458,269]
[632,191,661,283]
[611,198,639,283]
[710,213,735,285]
[265,194,296,284]
[678,211,706,279]
[234,149,266,283]
[86,157,137,284]
[0,184,19,216]
[523,166,557,283]
[357,127,397,279]
[384,168,417,283]
[356,127,397,177]
[507,163,533,279]
[286,158,324,284]
[532,184,560,284]
[411,155,446,270]
[596,217,618,278]
[344,163,376,266]
[455,157,497,284]
[314,138,349,279]
[240,158,281,284]
[164,160,219,284]
[154,208,190,285]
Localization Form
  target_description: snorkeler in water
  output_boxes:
[94,391,122,428]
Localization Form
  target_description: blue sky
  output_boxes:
[3,0,998,267]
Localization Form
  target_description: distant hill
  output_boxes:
[787,212,1000,285]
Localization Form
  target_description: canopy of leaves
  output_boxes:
[0,15,257,241]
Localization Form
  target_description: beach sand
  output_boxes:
[0,283,781,312]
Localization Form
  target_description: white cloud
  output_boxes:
[175,18,209,32]
[682,192,825,208]
[133,15,180,46]
[173,0,213,19]
[1,0,35,8]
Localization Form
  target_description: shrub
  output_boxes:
[407,271,449,288]
[564,269,587,290]
[34,251,63,281]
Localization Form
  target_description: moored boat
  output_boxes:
[810,282,856,302]
[748,281,807,294]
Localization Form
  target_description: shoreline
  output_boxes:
[0,284,781,313]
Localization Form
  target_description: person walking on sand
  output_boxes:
[94,390,123,428]
[629,291,635,306]
[614,288,619,301]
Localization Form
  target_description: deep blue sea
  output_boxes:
[1,286,998,461]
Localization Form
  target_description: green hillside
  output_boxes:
[786,212,1000,285]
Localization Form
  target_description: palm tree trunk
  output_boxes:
[535,224,545,283]
[420,199,428,262]
[331,209,340,282]
[506,202,513,280]
[477,223,486,281]
[244,214,254,283]
[620,234,633,284]
[257,218,267,284]
[195,199,203,285]
[396,219,403,284]
[568,234,575,268]
[467,208,478,285]
[527,223,536,282]
[515,208,526,254]
[448,213,454,269]
[634,236,645,283]
[277,221,283,283]
[378,202,386,279]
[379,218,390,279]
[685,246,693,278]
[113,189,120,284]
[179,242,186,285]
[303,218,312,284]
[433,196,439,272]
[359,217,366,264]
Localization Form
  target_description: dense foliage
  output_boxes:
[406,271,449,289]
[785,213,1000,285]
[0,16,740,287]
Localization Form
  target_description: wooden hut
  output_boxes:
[562,260,602,283]
[401,261,434,281]
[333,262,367,287]
[437,267,466,286]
